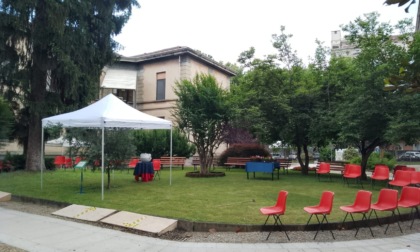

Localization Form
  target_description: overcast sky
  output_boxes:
[114,0,418,65]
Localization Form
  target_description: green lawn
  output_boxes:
[0,166,405,225]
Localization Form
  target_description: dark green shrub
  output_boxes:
[219,144,270,165]
[343,147,360,161]
[4,152,25,170]
[319,146,335,162]
[350,152,396,171]
[45,157,55,170]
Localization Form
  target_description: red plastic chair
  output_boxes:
[316,162,331,181]
[74,156,82,165]
[53,155,66,169]
[371,164,390,188]
[369,188,402,234]
[392,165,407,178]
[64,157,73,169]
[340,190,373,237]
[304,191,335,240]
[397,186,420,229]
[127,158,139,173]
[389,170,412,189]
[343,164,363,188]
[152,159,161,180]
[260,190,290,240]
[410,171,420,186]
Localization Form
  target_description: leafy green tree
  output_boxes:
[65,128,136,189]
[335,12,410,179]
[131,128,195,159]
[0,97,13,147]
[172,74,230,174]
[0,0,139,171]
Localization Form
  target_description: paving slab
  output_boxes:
[100,210,177,236]
[52,204,116,221]
[0,191,11,202]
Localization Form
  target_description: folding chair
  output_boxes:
[371,164,389,189]
[340,190,373,237]
[397,186,420,229]
[304,191,335,240]
[369,188,402,234]
[260,190,289,240]
[152,159,161,180]
[316,162,331,181]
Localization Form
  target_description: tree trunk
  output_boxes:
[297,144,310,175]
[359,139,380,180]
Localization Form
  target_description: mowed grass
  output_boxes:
[0,166,403,225]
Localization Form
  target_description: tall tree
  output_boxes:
[0,97,13,147]
[337,12,411,178]
[172,74,230,174]
[0,0,139,171]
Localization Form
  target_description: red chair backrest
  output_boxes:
[411,171,420,185]
[319,191,334,214]
[393,165,407,176]
[343,164,351,176]
[399,186,420,206]
[372,165,389,179]
[128,158,139,168]
[403,167,416,172]
[152,159,161,171]
[393,170,413,184]
[54,155,66,165]
[74,156,81,165]
[353,190,372,212]
[318,162,330,173]
[349,164,362,176]
[274,190,288,210]
[65,157,72,167]
[375,188,398,209]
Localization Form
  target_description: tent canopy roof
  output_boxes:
[42,94,172,129]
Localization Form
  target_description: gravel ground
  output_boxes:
[0,199,419,250]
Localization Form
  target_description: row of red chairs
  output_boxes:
[53,156,82,168]
[317,162,420,189]
[260,187,420,240]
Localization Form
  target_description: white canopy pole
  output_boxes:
[170,126,173,185]
[101,126,105,200]
[41,127,44,190]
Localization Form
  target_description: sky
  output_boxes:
[114,0,418,65]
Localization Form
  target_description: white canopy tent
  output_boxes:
[41,94,173,200]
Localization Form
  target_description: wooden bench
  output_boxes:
[192,156,216,171]
[160,156,186,170]
[224,157,251,170]
[276,158,293,174]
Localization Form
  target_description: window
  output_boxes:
[156,72,166,100]
[116,89,133,104]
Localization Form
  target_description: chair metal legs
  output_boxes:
[341,212,374,237]
[306,214,335,240]
[368,209,402,234]
[262,214,290,241]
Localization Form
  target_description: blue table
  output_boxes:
[245,162,279,180]
[133,162,154,182]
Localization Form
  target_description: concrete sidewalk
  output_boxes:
[1,207,420,252]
